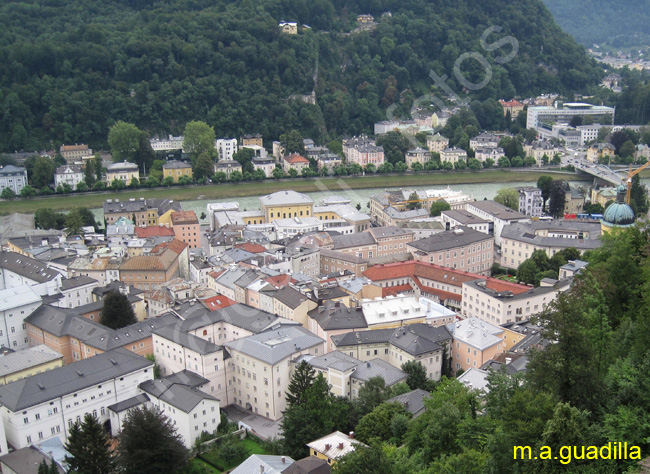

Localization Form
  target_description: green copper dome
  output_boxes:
[603,185,635,226]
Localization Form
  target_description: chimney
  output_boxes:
[338,442,344,450]
[349,431,355,439]
[281,457,286,464]
[325,444,331,451]
[260,465,264,474]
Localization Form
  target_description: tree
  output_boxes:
[134,132,156,173]
[272,167,285,179]
[110,179,126,190]
[212,171,227,183]
[551,154,562,165]
[178,175,193,185]
[454,160,466,170]
[76,182,89,192]
[129,177,139,188]
[286,361,316,408]
[537,175,553,210]
[280,130,305,155]
[357,376,392,416]
[483,158,494,169]
[467,159,481,170]
[401,360,432,391]
[516,259,539,285]
[629,174,649,214]
[145,354,161,379]
[145,176,159,187]
[412,162,423,172]
[494,188,519,211]
[229,170,243,182]
[498,136,524,159]
[355,402,411,443]
[38,460,59,474]
[548,180,567,217]
[117,406,188,474]
[65,209,85,235]
[108,121,141,162]
[497,156,511,168]
[430,200,451,217]
[1,188,15,199]
[163,176,175,187]
[93,154,104,181]
[56,183,73,194]
[35,208,61,230]
[183,121,216,159]
[84,164,96,188]
[406,192,421,210]
[253,168,266,181]
[92,182,105,191]
[31,156,54,188]
[20,185,36,197]
[333,443,397,474]
[76,207,98,230]
[288,168,298,178]
[365,163,376,174]
[376,131,410,164]
[64,413,115,474]
[100,290,137,329]
[217,435,247,464]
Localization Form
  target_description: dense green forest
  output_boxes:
[0,0,602,153]
[542,0,650,47]
[277,224,650,473]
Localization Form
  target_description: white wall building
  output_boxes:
[54,165,84,191]
[0,348,153,454]
[216,139,238,161]
[0,166,28,195]
[0,285,42,350]
[150,135,184,151]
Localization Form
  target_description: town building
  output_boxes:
[591,186,617,207]
[260,190,314,222]
[564,185,585,214]
[307,432,363,466]
[278,22,298,34]
[469,133,500,150]
[426,133,449,154]
[0,348,153,453]
[103,198,182,227]
[405,148,431,168]
[241,134,263,147]
[0,251,64,299]
[232,455,296,474]
[331,322,452,382]
[319,249,368,278]
[252,155,277,178]
[53,165,84,191]
[516,187,543,217]
[500,221,602,269]
[439,147,467,165]
[523,141,560,164]
[0,166,28,195]
[499,99,524,117]
[170,211,200,249]
[150,135,184,152]
[105,161,139,185]
[440,210,490,234]
[216,138,238,160]
[162,161,193,182]
[406,227,494,275]
[283,154,310,174]
[59,144,91,162]
[600,185,636,233]
[214,160,242,179]
[0,345,63,385]
[446,317,504,374]
[474,147,505,163]
[342,136,384,167]
[118,239,189,290]
[224,326,324,420]
[301,351,407,399]
[374,121,399,135]
[461,278,567,325]
[465,200,528,246]
[0,285,42,350]
[526,103,615,130]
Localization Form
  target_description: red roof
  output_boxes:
[265,274,294,288]
[171,211,199,225]
[135,226,175,238]
[200,295,236,311]
[499,99,523,107]
[208,270,225,279]
[235,243,267,254]
[151,238,188,256]
[284,153,309,164]
[484,279,530,295]
[382,284,413,297]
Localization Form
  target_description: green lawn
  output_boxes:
[0,169,586,215]
[200,436,272,471]
[187,458,221,474]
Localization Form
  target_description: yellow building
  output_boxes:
[162,160,193,182]
[307,431,365,466]
[106,161,140,184]
[259,190,314,222]
[0,345,64,385]
[591,187,617,207]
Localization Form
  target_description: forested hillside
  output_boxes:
[542,0,650,47]
[0,0,602,152]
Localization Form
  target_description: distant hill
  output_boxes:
[0,0,602,152]
[542,0,650,47]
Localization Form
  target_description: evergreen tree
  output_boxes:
[117,406,188,474]
[401,360,432,391]
[548,180,567,217]
[286,360,315,408]
[64,413,115,474]
[100,290,137,329]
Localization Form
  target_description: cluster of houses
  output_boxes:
[0,175,615,471]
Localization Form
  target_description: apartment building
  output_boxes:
[150,135,184,152]
[103,198,182,227]
[446,318,504,374]
[320,249,368,277]
[465,200,528,246]
[500,221,602,269]
[53,165,84,191]
[426,133,449,154]
[60,144,91,162]
[162,161,193,182]
[216,138,238,160]
[405,148,431,168]
[517,187,543,218]
[462,278,568,325]
[171,211,201,249]
[342,136,385,167]
[105,161,139,184]
[260,190,314,223]
[440,210,490,234]
[283,154,310,173]
[0,251,64,298]
[224,326,324,420]
[214,160,242,179]
[0,285,42,351]
[331,322,452,382]
[406,226,494,275]
[0,348,153,453]
[469,133,500,150]
[440,148,467,165]
[0,165,28,195]
[273,286,317,327]
[0,345,63,386]
[118,239,188,291]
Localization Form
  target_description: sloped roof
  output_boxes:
[0,251,61,283]
[309,301,367,330]
[152,325,222,355]
[0,348,152,411]
[139,378,219,412]
[230,454,295,474]
[385,388,430,416]
[135,226,175,238]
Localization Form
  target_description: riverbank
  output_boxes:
[0,169,589,214]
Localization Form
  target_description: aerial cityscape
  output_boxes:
[0,0,649,473]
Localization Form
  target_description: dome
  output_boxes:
[602,185,635,227]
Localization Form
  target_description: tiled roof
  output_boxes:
[0,251,61,283]
[309,301,367,330]
[274,286,310,309]
[200,295,236,312]
[385,389,430,417]
[162,160,191,169]
[139,378,220,412]
[152,325,222,355]
[407,227,492,253]
[307,432,364,460]
[0,345,62,378]
[235,242,267,253]
[284,153,309,164]
[170,211,199,225]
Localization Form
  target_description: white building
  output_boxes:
[216,138,238,161]
[0,166,28,195]
[465,200,528,246]
[224,326,324,420]
[0,348,153,453]
[526,103,615,130]
[474,147,505,163]
[374,121,399,135]
[469,133,500,150]
[0,252,64,298]
[54,165,84,191]
[0,285,42,350]
[516,187,543,218]
[150,135,184,152]
[426,133,450,154]
[59,276,99,309]
[440,148,467,165]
